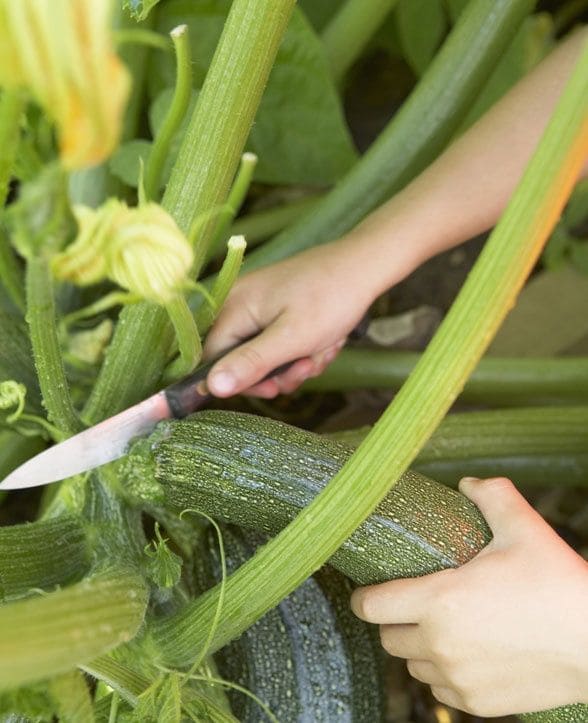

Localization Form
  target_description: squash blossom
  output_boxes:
[53,201,195,304]
[0,0,130,168]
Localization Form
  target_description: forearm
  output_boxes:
[343,26,588,296]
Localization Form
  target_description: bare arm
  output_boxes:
[352,25,588,296]
[206,27,588,398]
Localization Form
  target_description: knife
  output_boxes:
[0,354,296,491]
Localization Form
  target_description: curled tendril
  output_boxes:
[0,380,26,423]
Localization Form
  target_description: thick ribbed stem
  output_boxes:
[25,257,82,434]
[0,567,148,690]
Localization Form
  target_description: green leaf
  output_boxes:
[488,267,588,357]
[123,0,162,21]
[109,139,153,188]
[395,0,448,76]
[150,1,357,186]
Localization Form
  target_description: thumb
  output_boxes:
[206,317,303,397]
[458,476,538,541]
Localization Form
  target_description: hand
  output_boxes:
[204,241,375,398]
[351,476,588,717]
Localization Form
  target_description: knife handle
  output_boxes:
[163,315,370,419]
[164,356,297,418]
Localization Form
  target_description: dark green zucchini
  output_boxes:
[126,410,491,586]
[195,523,384,722]
[126,410,588,723]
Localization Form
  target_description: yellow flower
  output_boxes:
[106,203,194,304]
[0,0,130,169]
[53,201,195,305]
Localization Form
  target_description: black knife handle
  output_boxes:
[164,314,370,418]
[164,356,297,418]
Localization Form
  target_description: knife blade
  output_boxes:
[0,355,292,491]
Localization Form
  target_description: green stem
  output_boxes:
[164,296,203,382]
[205,152,257,265]
[329,406,588,488]
[0,90,24,206]
[226,195,321,250]
[108,692,120,723]
[303,348,588,406]
[114,28,170,51]
[152,33,588,666]
[0,566,148,691]
[197,236,246,335]
[322,0,400,83]
[25,257,82,434]
[238,0,536,276]
[85,0,296,423]
[144,24,193,201]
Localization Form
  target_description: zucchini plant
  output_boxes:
[0,0,587,721]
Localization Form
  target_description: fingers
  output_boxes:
[379,623,425,659]
[350,570,453,625]
[406,660,445,687]
[458,476,538,542]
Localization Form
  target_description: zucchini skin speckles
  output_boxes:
[195,524,385,722]
[145,410,491,585]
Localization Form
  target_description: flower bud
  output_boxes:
[106,203,194,304]
[52,201,194,305]
[0,0,130,169]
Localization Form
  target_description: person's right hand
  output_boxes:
[204,241,376,398]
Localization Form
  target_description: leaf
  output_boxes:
[149,1,357,186]
[488,267,588,357]
[395,0,448,76]
[458,14,554,130]
[123,0,163,21]
[109,139,153,188]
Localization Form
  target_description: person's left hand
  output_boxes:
[350,476,588,717]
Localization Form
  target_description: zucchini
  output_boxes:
[128,410,588,722]
[195,523,384,722]
[128,410,491,586]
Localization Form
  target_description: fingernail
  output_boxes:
[210,371,235,395]
[459,476,480,484]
